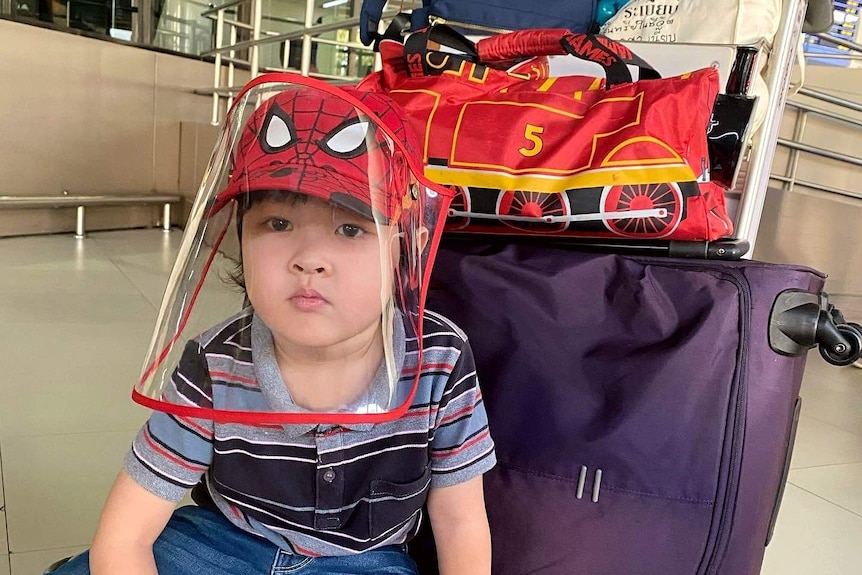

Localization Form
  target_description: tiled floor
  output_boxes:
[0,227,861,574]
[0,230,177,572]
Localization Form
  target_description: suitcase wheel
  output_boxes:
[818,322,862,367]
[769,290,862,366]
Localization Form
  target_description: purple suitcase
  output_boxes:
[419,239,827,575]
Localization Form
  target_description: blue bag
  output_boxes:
[359,0,598,45]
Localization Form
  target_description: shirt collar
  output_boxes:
[250,311,406,438]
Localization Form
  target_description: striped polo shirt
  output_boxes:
[125,307,496,556]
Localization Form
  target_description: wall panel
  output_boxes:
[0,19,215,236]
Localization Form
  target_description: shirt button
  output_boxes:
[323,468,336,483]
[321,516,341,530]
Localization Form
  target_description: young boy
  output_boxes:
[50,78,496,574]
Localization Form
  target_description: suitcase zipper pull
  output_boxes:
[592,469,603,503]
[576,465,588,499]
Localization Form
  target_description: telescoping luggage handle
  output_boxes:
[403,25,660,88]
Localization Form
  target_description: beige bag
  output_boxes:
[601,0,791,133]
[600,0,781,45]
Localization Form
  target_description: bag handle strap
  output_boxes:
[477,29,661,87]
[399,24,481,78]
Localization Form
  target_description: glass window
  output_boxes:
[2,0,386,74]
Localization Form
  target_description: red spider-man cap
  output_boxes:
[218,84,418,223]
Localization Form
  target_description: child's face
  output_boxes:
[241,194,397,352]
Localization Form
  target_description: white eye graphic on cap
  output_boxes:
[321,119,371,159]
[259,104,297,154]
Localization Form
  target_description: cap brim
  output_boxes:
[226,163,392,222]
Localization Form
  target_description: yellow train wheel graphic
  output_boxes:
[497,190,570,233]
[601,182,684,238]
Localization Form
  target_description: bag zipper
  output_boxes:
[641,259,749,574]
[428,15,513,35]
[703,266,749,575]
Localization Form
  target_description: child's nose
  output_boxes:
[288,231,332,276]
[291,261,327,275]
[290,248,330,275]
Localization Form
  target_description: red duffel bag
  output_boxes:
[358,27,733,240]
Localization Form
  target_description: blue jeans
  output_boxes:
[50,506,419,575]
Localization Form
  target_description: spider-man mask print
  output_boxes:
[134,74,453,425]
[219,84,411,223]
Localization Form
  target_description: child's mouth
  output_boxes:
[290,289,328,311]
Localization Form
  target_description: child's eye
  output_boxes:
[336,223,366,238]
[267,218,292,232]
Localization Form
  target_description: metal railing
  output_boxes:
[774,90,862,201]
[201,0,394,125]
[812,31,862,54]
[0,194,182,238]
[150,0,214,54]
[771,31,862,204]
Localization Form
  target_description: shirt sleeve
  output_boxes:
[125,340,215,502]
[430,339,497,488]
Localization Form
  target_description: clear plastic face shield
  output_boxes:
[135,75,452,424]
